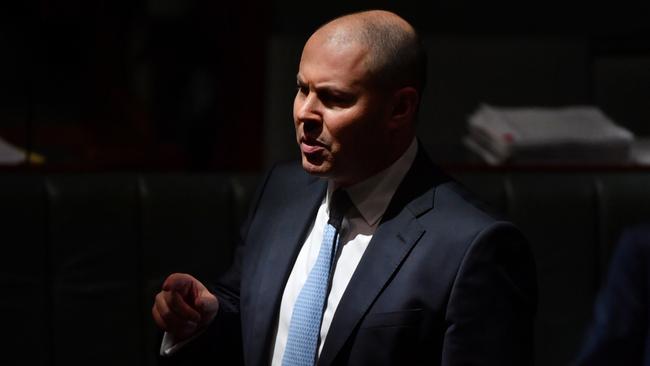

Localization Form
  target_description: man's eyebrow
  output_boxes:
[315,84,356,97]
[296,74,355,95]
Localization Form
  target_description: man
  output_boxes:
[152,10,537,366]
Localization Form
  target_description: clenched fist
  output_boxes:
[152,273,219,341]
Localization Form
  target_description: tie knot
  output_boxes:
[328,189,352,230]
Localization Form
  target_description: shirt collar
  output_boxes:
[326,138,418,227]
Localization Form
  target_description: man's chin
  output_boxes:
[301,159,358,187]
[301,157,330,178]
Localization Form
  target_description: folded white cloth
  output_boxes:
[464,104,635,165]
[0,136,25,165]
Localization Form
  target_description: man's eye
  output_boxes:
[296,84,309,95]
[321,93,352,107]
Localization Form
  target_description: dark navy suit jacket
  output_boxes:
[175,149,537,366]
[576,225,650,366]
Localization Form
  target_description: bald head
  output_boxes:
[313,10,427,96]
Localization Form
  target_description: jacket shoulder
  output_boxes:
[266,160,315,188]
[432,180,504,229]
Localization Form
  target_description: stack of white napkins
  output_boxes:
[0,136,26,165]
[463,104,635,165]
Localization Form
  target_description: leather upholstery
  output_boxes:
[1,171,649,366]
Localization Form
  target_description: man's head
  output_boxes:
[294,10,426,187]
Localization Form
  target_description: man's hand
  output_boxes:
[152,273,219,341]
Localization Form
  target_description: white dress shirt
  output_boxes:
[162,139,418,360]
[270,139,418,365]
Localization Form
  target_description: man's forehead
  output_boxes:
[299,40,369,84]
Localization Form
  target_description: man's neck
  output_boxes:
[333,136,417,189]
[328,138,418,226]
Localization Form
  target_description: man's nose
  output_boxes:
[296,92,322,124]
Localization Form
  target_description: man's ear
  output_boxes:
[389,86,419,128]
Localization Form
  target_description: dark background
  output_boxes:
[2,2,650,366]
[2,0,649,172]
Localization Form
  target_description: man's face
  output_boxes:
[294,35,393,187]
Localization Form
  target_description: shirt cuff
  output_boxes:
[159,329,204,356]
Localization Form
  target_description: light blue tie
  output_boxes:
[282,190,351,366]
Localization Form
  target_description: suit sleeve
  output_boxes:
[574,226,650,366]
[441,222,538,366]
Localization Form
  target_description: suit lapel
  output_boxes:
[318,149,449,366]
[247,175,326,366]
